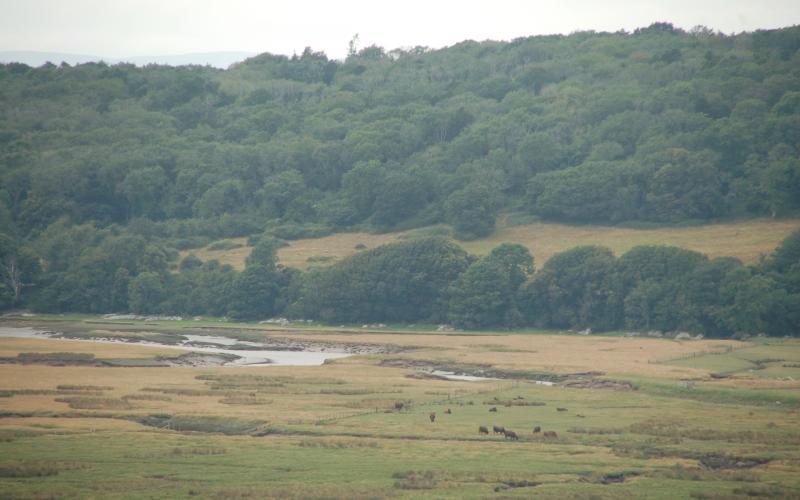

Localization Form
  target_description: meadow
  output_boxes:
[180,218,800,271]
[0,317,799,498]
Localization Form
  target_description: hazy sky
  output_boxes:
[2,0,799,59]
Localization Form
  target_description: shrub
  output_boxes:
[207,239,243,251]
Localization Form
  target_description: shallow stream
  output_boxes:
[0,327,351,367]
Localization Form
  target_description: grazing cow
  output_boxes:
[445,408,452,414]
[489,407,498,412]
[557,407,568,412]
[429,412,436,423]
[504,430,519,440]
[493,425,505,434]
[479,426,489,435]
[394,401,405,411]
[533,426,541,433]
[576,414,586,418]
[543,431,558,439]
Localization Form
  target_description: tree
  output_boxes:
[0,233,40,308]
[302,238,472,323]
[444,183,501,240]
[128,272,166,314]
[226,264,280,321]
[448,244,533,328]
[645,149,725,221]
[245,236,282,269]
[118,166,168,220]
[341,160,385,222]
[523,246,617,330]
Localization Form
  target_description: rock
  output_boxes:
[625,331,640,337]
[647,330,663,338]
[578,328,592,335]
[675,332,692,340]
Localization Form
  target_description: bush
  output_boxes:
[268,223,333,240]
[206,239,243,251]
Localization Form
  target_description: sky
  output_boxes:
[1,0,799,60]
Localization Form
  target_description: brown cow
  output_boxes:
[543,431,558,439]
[394,401,405,411]
[493,425,505,434]
[557,407,568,412]
[533,426,541,433]
[479,426,489,435]
[445,408,452,414]
[489,407,498,412]
[504,430,519,440]
[429,412,436,423]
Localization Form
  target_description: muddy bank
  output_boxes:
[62,328,405,356]
[562,378,636,391]
[0,326,351,367]
[157,352,244,367]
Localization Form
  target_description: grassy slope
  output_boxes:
[181,218,800,271]
[1,318,799,498]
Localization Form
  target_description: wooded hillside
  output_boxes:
[1,23,799,334]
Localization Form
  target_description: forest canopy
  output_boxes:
[1,23,799,336]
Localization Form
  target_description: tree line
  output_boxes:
[2,224,798,337]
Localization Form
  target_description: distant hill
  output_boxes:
[0,50,256,68]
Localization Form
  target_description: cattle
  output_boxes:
[445,408,452,414]
[429,412,436,423]
[576,414,586,418]
[557,407,568,412]
[504,430,519,440]
[489,406,498,412]
[479,426,489,435]
[394,401,405,411]
[493,425,505,434]
[533,426,541,433]
[543,431,558,439]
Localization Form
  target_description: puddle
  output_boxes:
[430,370,500,381]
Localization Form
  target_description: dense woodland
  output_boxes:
[1,23,799,336]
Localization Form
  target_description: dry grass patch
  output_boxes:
[179,219,800,271]
[179,237,251,270]
[0,337,179,360]
[462,217,800,265]
[267,331,743,378]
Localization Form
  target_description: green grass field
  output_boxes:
[180,218,800,271]
[1,317,799,498]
